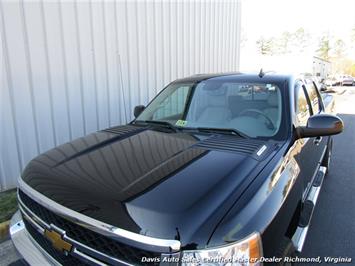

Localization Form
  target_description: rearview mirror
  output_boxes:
[134,105,145,118]
[296,114,344,138]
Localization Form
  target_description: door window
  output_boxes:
[305,82,321,114]
[296,83,311,126]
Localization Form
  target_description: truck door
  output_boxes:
[294,81,325,198]
[304,80,328,177]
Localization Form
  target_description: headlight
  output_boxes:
[181,232,262,266]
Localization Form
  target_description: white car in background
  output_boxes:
[339,75,354,86]
[325,77,337,87]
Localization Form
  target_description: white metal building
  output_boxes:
[0,1,241,191]
[312,56,331,80]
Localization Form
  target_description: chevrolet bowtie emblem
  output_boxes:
[44,228,72,253]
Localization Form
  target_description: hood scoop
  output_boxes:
[195,135,271,159]
[103,124,145,135]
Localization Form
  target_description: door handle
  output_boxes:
[313,136,322,145]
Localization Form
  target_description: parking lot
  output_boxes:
[0,87,355,266]
[300,86,355,263]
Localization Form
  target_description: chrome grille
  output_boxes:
[23,218,86,265]
[19,189,161,265]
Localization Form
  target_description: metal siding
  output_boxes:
[0,1,241,191]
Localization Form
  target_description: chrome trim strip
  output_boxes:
[301,146,327,202]
[64,235,131,265]
[19,178,181,253]
[19,205,45,234]
[292,166,326,252]
[292,225,309,253]
[256,145,267,156]
[18,192,48,230]
[319,146,327,165]
[71,248,108,266]
[18,191,133,265]
[307,167,326,205]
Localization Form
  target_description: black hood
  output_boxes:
[22,125,279,249]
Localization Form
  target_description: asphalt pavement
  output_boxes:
[1,87,354,265]
[0,238,24,266]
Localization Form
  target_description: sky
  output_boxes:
[240,0,355,70]
[242,0,355,40]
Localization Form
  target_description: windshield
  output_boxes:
[135,80,284,138]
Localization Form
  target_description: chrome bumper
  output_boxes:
[10,210,60,266]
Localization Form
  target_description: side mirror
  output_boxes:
[296,114,344,138]
[134,105,145,118]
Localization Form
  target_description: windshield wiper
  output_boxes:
[196,127,249,138]
[134,120,178,132]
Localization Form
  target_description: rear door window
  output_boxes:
[295,83,311,126]
[305,82,321,114]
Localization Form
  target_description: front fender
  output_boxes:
[208,142,303,256]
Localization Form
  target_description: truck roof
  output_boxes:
[172,72,294,84]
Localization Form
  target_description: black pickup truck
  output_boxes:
[10,72,343,265]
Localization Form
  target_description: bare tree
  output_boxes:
[256,28,311,56]
[278,31,292,54]
[333,39,346,58]
[256,37,275,55]
[293,28,311,52]
[316,35,331,60]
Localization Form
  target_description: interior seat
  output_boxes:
[263,92,280,127]
[197,94,231,125]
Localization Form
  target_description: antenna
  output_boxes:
[118,54,128,124]
[259,68,264,78]
[258,69,276,77]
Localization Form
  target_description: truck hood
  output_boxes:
[22,125,279,248]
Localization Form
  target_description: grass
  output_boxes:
[0,189,18,223]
